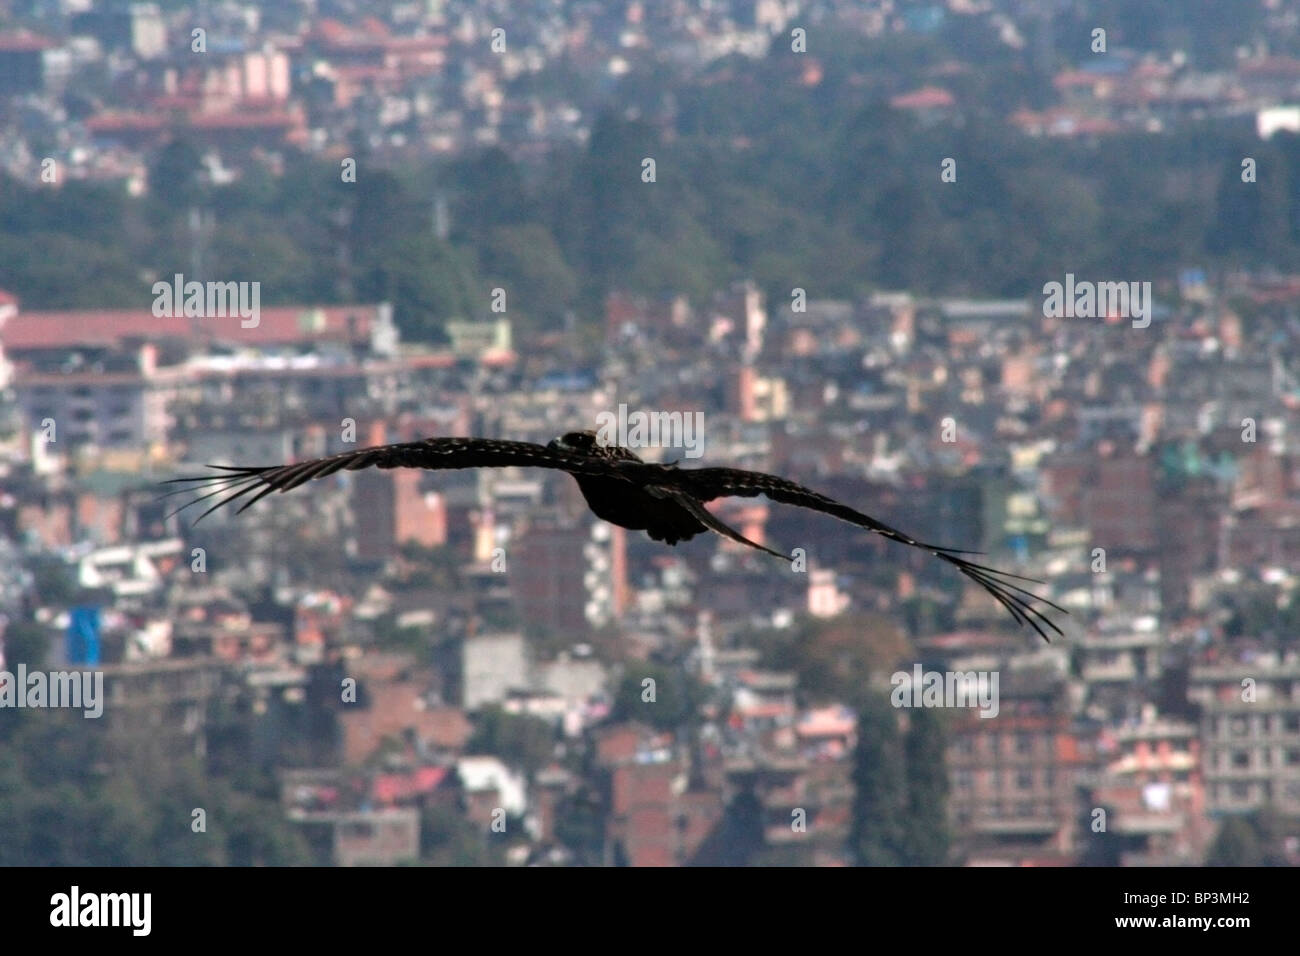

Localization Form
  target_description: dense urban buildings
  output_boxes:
[2,0,1300,867]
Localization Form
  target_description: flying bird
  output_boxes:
[163,430,1065,641]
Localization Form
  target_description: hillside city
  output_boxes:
[2,0,1300,866]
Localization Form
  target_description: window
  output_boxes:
[1016,770,1034,791]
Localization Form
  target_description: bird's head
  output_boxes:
[548,430,600,454]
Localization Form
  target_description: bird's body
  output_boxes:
[164,429,1066,640]
[547,431,706,545]
[573,471,707,544]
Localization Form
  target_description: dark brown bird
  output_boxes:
[163,430,1065,640]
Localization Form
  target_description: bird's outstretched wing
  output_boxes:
[162,437,1065,640]
[658,465,1066,642]
[161,437,626,523]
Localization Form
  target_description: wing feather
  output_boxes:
[162,437,630,522]
[662,466,1066,641]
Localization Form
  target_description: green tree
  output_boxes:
[466,707,556,777]
[850,693,908,866]
[901,708,950,864]
[690,786,765,866]
[149,139,206,208]
[447,147,534,235]
[611,664,703,732]
[553,788,606,865]
[1206,817,1261,866]
[1206,809,1288,866]
[0,712,311,865]
[355,233,482,342]
[420,803,506,866]
[479,224,578,330]
[749,612,910,705]
[2,619,50,670]
[29,557,79,606]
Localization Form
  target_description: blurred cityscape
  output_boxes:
[2,0,1300,866]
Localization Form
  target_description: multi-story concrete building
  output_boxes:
[14,345,183,450]
[1089,706,1210,865]
[1189,654,1300,814]
[945,667,1101,864]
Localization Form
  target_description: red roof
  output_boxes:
[1054,70,1104,89]
[314,19,352,41]
[187,109,303,130]
[737,702,792,720]
[2,304,381,351]
[0,31,56,52]
[372,766,448,804]
[86,113,167,133]
[1240,56,1300,77]
[87,108,304,135]
[310,18,386,50]
[890,86,955,110]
